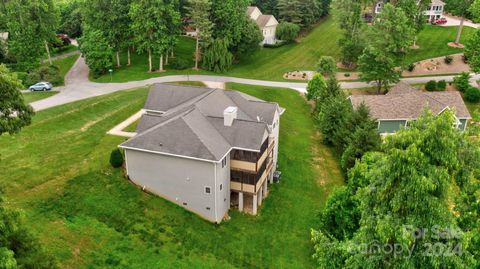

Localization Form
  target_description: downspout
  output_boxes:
[213,163,218,223]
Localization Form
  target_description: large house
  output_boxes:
[247,6,279,45]
[349,82,471,134]
[375,0,445,21]
[120,84,284,223]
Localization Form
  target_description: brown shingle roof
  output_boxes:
[350,84,471,120]
[255,15,276,28]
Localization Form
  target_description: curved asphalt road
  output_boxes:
[30,56,480,112]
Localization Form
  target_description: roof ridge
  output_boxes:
[207,115,268,125]
[182,109,230,160]
[131,108,196,140]
[417,91,449,111]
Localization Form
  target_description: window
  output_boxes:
[220,184,223,191]
[221,157,227,168]
[205,186,211,194]
[206,207,211,210]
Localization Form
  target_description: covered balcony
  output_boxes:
[230,138,274,173]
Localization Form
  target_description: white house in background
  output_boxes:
[375,0,445,21]
[425,0,445,21]
[120,84,285,223]
[247,6,279,45]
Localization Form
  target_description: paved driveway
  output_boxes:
[442,15,480,28]
[30,56,480,112]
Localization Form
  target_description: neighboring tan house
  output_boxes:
[247,6,279,45]
[375,0,445,21]
[349,82,471,134]
[120,84,285,223]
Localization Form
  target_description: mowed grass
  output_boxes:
[0,84,343,268]
[22,91,58,103]
[404,25,474,64]
[93,16,342,82]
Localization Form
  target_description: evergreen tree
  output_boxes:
[312,110,479,268]
[187,0,214,70]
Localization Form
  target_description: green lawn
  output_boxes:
[53,54,79,86]
[22,91,58,103]
[93,16,342,82]
[93,18,473,83]
[0,84,343,268]
[403,25,475,65]
[51,44,79,57]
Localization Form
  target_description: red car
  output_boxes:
[432,18,447,25]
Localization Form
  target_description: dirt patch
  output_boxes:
[447,42,465,49]
[336,72,359,81]
[310,131,344,192]
[403,53,469,77]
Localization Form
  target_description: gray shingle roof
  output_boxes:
[349,83,471,120]
[121,84,283,162]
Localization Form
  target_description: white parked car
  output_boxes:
[29,82,53,91]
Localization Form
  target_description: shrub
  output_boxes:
[463,54,468,63]
[453,72,471,92]
[344,73,351,77]
[425,80,437,91]
[408,63,416,72]
[171,58,189,70]
[275,22,300,42]
[437,80,447,91]
[316,56,337,76]
[263,41,287,48]
[15,71,28,85]
[444,55,453,64]
[465,87,480,103]
[25,65,61,86]
[110,148,124,168]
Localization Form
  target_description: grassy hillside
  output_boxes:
[0,84,343,268]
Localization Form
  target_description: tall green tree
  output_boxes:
[58,0,83,38]
[464,28,480,73]
[277,0,303,25]
[358,46,399,93]
[83,0,133,67]
[395,0,429,47]
[210,0,250,51]
[317,92,351,145]
[5,0,58,70]
[78,28,113,76]
[368,3,414,60]
[312,110,479,268]
[129,0,175,72]
[187,0,214,70]
[339,104,381,170]
[449,0,474,45]
[332,0,365,67]
[0,64,34,135]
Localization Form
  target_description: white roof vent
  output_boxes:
[224,106,238,126]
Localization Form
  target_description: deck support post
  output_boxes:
[263,180,268,198]
[258,187,263,206]
[252,194,258,215]
[238,192,244,212]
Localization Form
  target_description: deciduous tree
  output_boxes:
[313,110,479,268]
[358,46,399,93]
[78,29,113,76]
[0,64,34,135]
